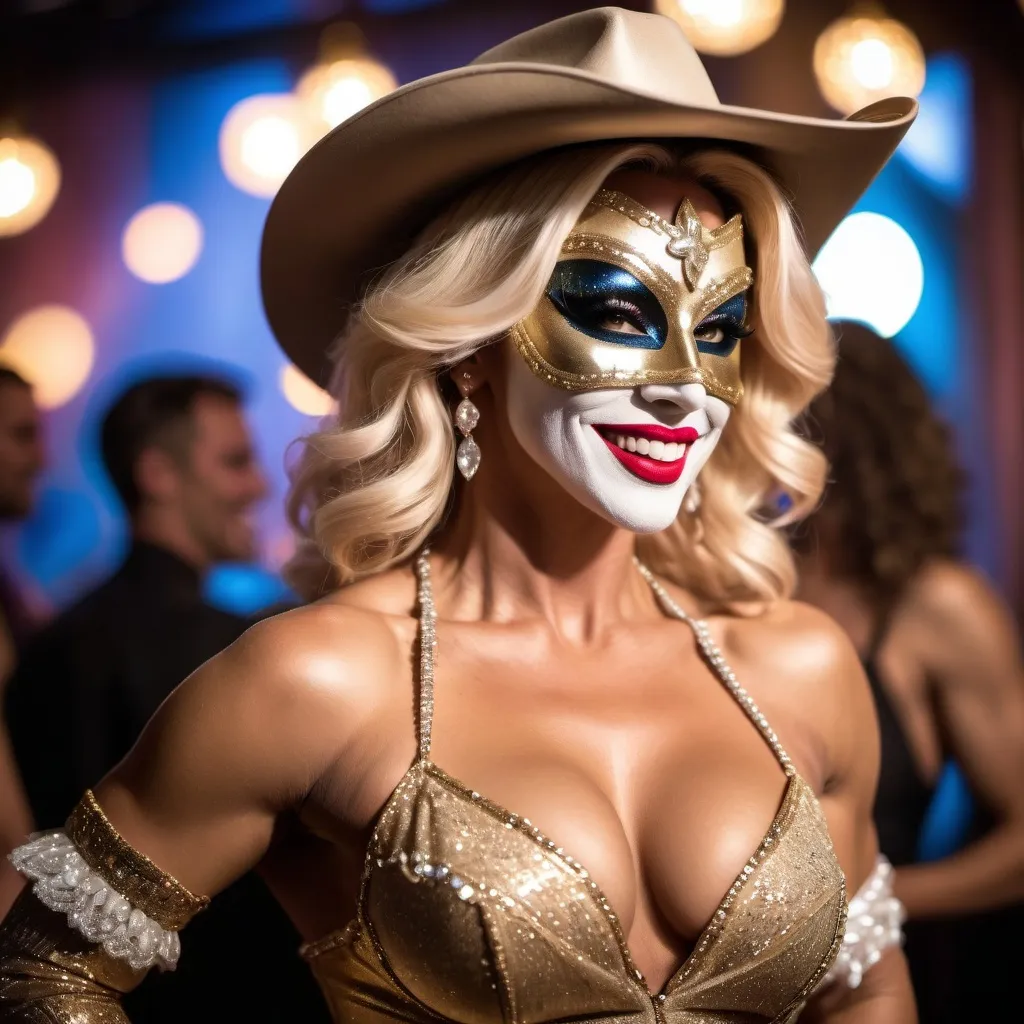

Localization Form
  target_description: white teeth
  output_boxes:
[606,430,688,462]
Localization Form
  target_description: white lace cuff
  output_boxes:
[825,853,905,989]
[10,831,181,971]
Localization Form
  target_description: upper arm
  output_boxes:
[92,604,391,898]
[914,563,1024,822]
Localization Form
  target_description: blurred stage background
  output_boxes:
[1,0,1022,853]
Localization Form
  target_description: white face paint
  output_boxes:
[504,345,731,533]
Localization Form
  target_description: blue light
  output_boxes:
[205,563,298,616]
[159,0,305,42]
[17,487,103,592]
[897,54,972,205]
[917,762,974,862]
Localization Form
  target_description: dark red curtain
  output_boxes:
[969,60,1024,619]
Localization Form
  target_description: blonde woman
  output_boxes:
[0,8,917,1022]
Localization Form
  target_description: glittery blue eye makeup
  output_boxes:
[694,292,751,357]
[547,259,667,349]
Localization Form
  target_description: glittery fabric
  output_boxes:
[510,188,752,404]
[0,887,144,1022]
[302,554,847,1023]
[66,790,209,932]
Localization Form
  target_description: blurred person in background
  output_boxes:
[3,373,329,1023]
[0,366,44,913]
[794,322,1024,1021]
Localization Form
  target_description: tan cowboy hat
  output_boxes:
[261,5,916,384]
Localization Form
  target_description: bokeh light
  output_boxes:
[653,0,785,56]
[813,11,925,114]
[0,134,61,237]
[812,212,924,338]
[0,305,95,409]
[219,93,316,198]
[280,363,335,416]
[122,202,204,283]
[297,56,397,132]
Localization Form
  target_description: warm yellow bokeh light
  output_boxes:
[654,0,785,56]
[219,94,317,198]
[280,364,335,416]
[296,56,397,132]
[0,306,95,409]
[814,12,925,114]
[122,202,204,284]
[0,135,61,237]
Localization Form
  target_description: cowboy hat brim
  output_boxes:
[261,60,917,384]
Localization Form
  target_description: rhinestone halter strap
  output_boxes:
[413,549,794,776]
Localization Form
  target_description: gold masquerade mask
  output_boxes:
[510,189,754,405]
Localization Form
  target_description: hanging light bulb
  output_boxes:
[653,0,785,57]
[813,4,926,114]
[296,22,397,134]
[122,202,204,284]
[0,305,95,409]
[219,94,318,198]
[0,134,61,237]
[279,364,335,416]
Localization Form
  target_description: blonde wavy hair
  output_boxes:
[286,142,833,607]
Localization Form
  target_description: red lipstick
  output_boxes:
[593,424,700,485]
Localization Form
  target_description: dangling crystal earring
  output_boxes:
[683,480,702,515]
[454,387,481,481]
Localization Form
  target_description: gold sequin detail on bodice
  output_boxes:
[301,556,847,1023]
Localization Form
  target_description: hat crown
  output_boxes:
[471,7,720,109]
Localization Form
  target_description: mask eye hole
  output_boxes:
[546,259,668,350]
[694,292,752,357]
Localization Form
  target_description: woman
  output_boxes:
[795,322,1024,1019]
[0,9,916,1022]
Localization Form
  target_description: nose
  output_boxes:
[638,381,709,414]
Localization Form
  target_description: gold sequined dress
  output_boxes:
[300,558,848,1024]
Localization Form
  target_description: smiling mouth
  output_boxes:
[593,423,701,485]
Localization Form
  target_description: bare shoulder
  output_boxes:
[116,571,418,811]
[720,598,866,706]
[220,596,409,717]
[712,599,877,788]
[901,558,1021,681]
[907,558,1008,630]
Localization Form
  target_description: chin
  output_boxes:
[568,423,718,533]
[504,352,726,535]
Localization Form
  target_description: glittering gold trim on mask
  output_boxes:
[67,791,209,931]
[510,321,743,404]
[690,266,755,331]
[589,189,744,290]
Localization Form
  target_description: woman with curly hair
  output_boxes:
[0,9,917,1022]
[795,321,1024,1020]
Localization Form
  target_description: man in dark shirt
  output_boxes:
[5,374,329,1023]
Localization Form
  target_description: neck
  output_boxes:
[430,465,657,644]
[132,509,209,574]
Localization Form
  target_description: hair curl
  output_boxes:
[285,142,834,608]
[796,321,964,610]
